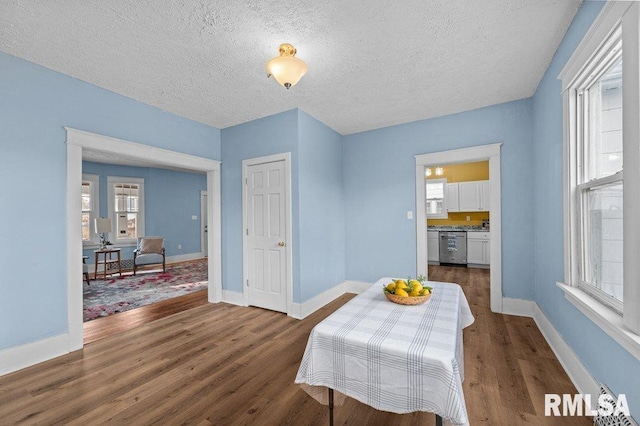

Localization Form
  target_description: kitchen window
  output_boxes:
[426,178,447,219]
[107,176,145,244]
[560,1,640,345]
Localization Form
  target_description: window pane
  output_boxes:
[126,213,137,239]
[586,56,623,181]
[583,182,623,301]
[426,182,444,199]
[82,213,90,241]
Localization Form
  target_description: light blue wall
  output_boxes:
[220,109,346,304]
[220,110,301,298]
[297,110,346,301]
[532,0,639,414]
[82,162,206,259]
[342,99,534,299]
[0,52,220,351]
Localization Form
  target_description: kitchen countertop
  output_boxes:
[427,226,490,232]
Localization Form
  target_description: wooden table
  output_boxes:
[94,248,121,280]
[295,277,474,426]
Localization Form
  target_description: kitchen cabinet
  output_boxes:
[451,180,490,212]
[467,231,490,267]
[427,230,440,263]
[446,183,459,212]
[458,180,490,211]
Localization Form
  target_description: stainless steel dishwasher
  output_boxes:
[439,231,467,265]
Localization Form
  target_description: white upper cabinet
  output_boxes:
[479,180,490,211]
[453,180,490,212]
[446,183,460,212]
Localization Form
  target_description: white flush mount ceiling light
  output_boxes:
[266,43,307,89]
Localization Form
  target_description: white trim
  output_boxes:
[67,143,84,350]
[289,281,350,320]
[0,334,70,376]
[86,252,205,272]
[222,290,245,307]
[501,297,534,317]
[532,303,599,397]
[345,280,373,294]
[66,127,222,356]
[81,173,100,245]
[66,127,221,173]
[200,190,207,257]
[415,143,503,313]
[622,3,640,335]
[557,282,640,362]
[558,1,632,92]
[242,152,293,315]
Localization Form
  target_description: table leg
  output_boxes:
[436,414,443,426]
[328,388,334,426]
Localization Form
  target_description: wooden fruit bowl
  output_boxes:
[384,292,432,305]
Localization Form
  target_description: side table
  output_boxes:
[94,248,122,280]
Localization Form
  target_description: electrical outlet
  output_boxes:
[178,244,182,250]
[192,215,197,220]
[466,216,470,221]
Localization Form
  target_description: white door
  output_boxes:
[246,160,287,312]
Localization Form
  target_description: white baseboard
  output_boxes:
[344,280,373,294]
[0,334,70,377]
[501,297,534,317]
[501,297,598,396]
[289,281,350,320]
[87,252,204,272]
[532,304,599,397]
[166,252,205,264]
[222,290,244,306]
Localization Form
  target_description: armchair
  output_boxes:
[133,237,165,275]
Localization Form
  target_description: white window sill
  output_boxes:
[557,282,640,361]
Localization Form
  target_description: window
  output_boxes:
[561,1,640,338]
[107,177,144,244]
[81,174,99,244]
[575,34,624,310]
[426,178,447,218]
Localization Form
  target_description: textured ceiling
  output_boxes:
[0,0,581,135]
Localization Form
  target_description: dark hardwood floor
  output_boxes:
[83,289,209,344]
[0,266,589,425]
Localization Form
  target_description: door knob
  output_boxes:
[278,241,286,247]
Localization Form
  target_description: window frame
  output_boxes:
[573,29,624,312]
[81,174,100,246]
[559,1,640,346]
[107,176,145,246]
[426,177,448,219]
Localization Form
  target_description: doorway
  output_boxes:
[242,153,293,314]
[66,128,222,351]
[415,143,503,313]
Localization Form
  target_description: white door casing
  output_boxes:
[415,143,503,313]
[201,191,208,257]
[242,153,292,314]
[66,127,222,351]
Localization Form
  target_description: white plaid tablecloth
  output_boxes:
[295,277,475,426]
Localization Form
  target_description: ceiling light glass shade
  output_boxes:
[425,168,432,177]
[435,167,444,176]
[266,43,307,89]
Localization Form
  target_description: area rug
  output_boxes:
[83,258,208,322]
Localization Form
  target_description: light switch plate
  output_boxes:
[407,211,413,219]
[192,215,197,220]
